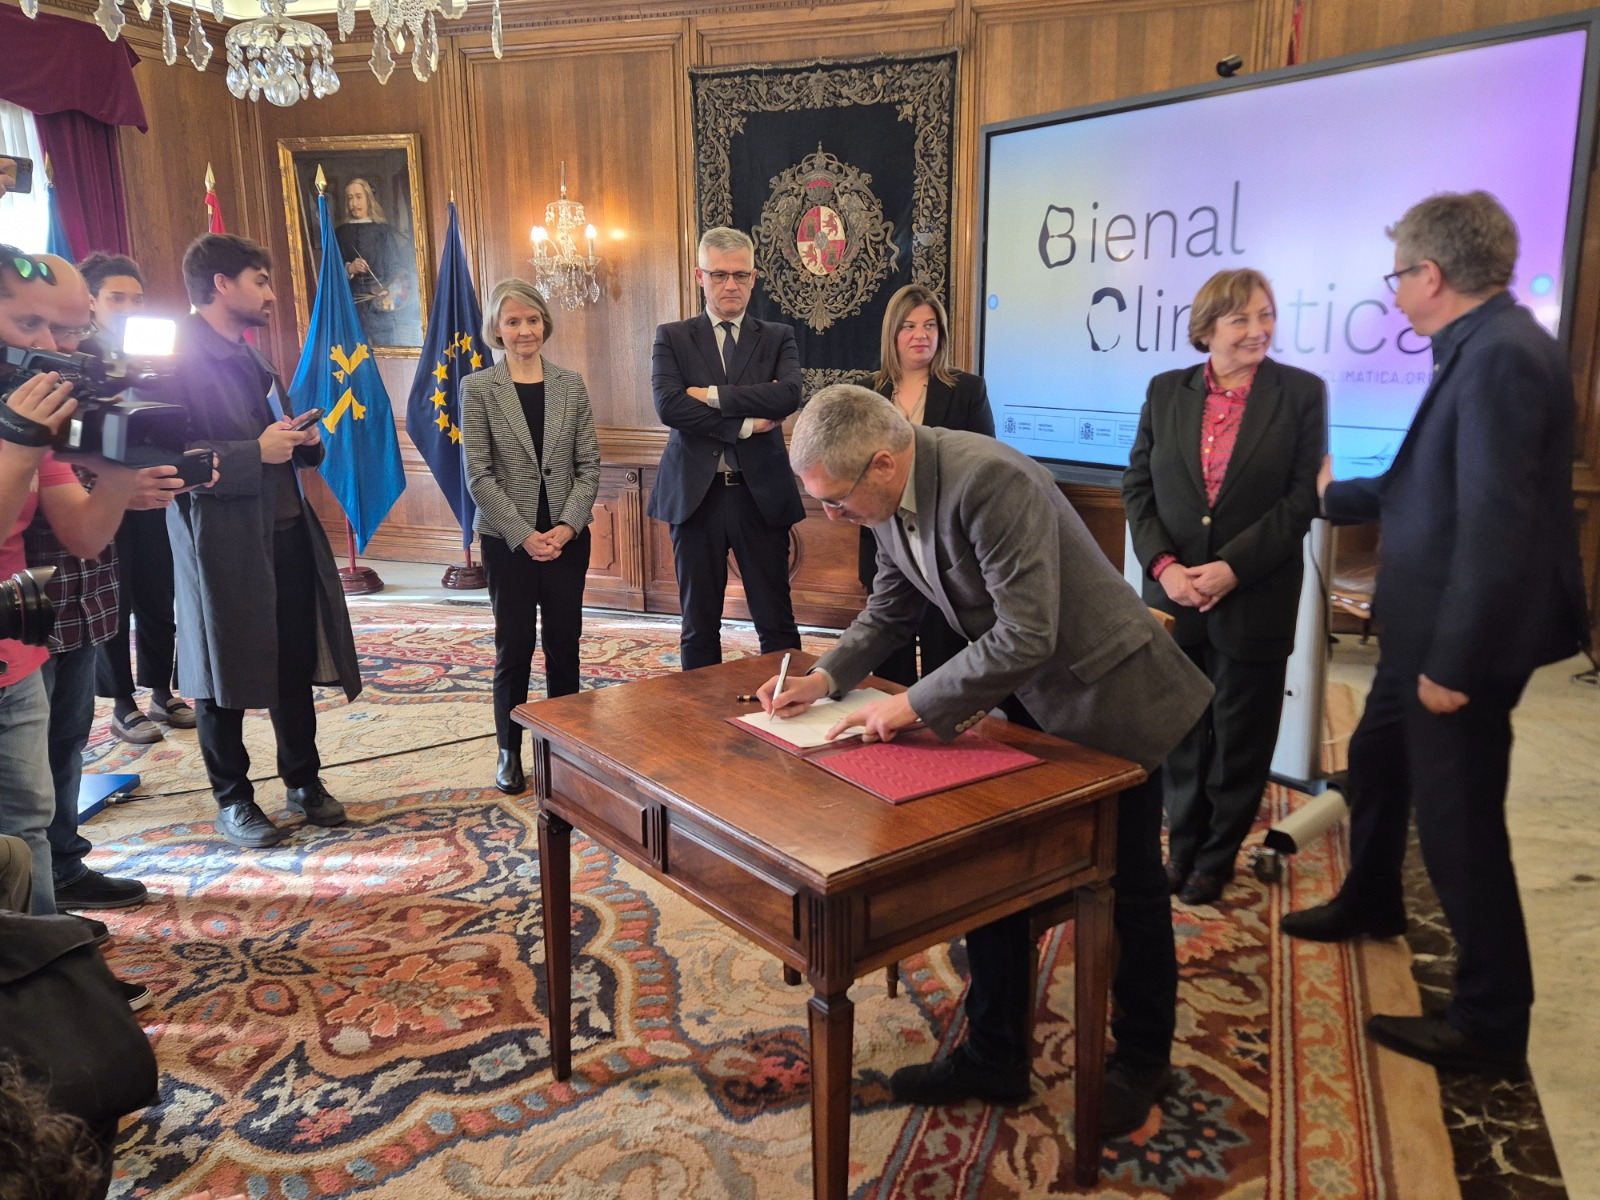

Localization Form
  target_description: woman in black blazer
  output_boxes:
[1123,268,1325,907]
[859,283,995,685]
[461,279,601,795]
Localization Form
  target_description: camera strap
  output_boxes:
[0,403,54,449]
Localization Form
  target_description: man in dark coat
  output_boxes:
[1282,192,1590,1079]
[648,226,805,669]
[167,234,363,849]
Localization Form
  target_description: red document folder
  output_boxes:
[808,729,1043,804]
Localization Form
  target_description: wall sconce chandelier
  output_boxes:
[19,0,509,107]
[528,163,601,311]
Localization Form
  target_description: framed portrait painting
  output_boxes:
[278,133,430,355]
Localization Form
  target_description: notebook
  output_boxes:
[809,729,1043,804]
[728,688,893,756]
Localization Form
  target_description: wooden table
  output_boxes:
[514,651,1142,1197]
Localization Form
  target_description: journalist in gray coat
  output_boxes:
[765,385,1212,1134]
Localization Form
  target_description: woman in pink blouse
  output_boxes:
[1122,269,1326,907]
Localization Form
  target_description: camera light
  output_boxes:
[121,316,177,358]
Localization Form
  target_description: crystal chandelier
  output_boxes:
[528,163,602,311]
[21,0,509,107]
[225,0,340,106]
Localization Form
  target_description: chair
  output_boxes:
[1329,543,1379,643]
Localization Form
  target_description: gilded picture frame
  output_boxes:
[278,133,430,355]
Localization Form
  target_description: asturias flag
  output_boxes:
[288,192,405,552]
[405,201,489,547]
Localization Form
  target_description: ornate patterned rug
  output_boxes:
[81,604,1454,1198]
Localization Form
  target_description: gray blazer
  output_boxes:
[816,425,1212,770]
[460,357,601,548]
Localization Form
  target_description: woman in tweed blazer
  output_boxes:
[461,278,600,794]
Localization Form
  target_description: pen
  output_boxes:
[735,694,760,702]
[772,652,792,718]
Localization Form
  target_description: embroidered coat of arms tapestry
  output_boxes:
[691,50,958,393]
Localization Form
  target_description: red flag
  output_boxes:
[1286,0,1304,66]
[204,162,226,233]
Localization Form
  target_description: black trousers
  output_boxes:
[1164,641,1288,878]
[1334,661,1533,1055]
[482,529,591,751]
[194,522,320,808]
[95,507,176,698]
[670,480,800,671]
[963,700,1178,1072]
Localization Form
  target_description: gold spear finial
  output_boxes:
[43,153,54,188]
[205,161,215,192]
[315,164,327,195]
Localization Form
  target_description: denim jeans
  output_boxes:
[0,670,58,914]
[41,645,98,888]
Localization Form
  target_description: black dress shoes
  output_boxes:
[1366,1013,1528,1080]
[496,749,526,795]
[1164,859,1190,895]
[1177,871,1227,907]
[1281,898,1406,942]
[889,1045,1031,1106]
[1101,1056,1174,1138]
[285,779,348,827]
[216,801,285,848]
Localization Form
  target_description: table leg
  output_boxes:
[807,988,854,1200]
[1074,881,1113,1186]
[538,809,574,1081]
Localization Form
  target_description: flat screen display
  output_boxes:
[977,21,1597,479]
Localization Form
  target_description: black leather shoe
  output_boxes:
[889,1045,1030,1106]
[1367,1013,1527,1080]
[1164,860,1190,895]
[496,749,526,795]
[284,779,347,827]
[1101,1057,1173,1138]
[216,801,285,848]
[1177,871,1227,907]
[55,868,148,910]
[1281,898,1406,942]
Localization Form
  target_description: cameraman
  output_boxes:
[0,247,141,916]
[79,254,192,746]
[23,257,180,930]
[167,234,361,849]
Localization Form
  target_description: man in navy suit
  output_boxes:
[649,227,805,669]
[1283,192,1589,1079]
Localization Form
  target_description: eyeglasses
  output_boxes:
[702,270,755,286]
[50,320,98,342]
[8,256,56,285]
[818,456,876,512]
[1382,263,1426,294]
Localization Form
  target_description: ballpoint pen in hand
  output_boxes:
[770,652,792,718]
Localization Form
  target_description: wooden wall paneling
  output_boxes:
[458,21,689,437]
[583,464,647,610]
[1305,0,1597,62]
[693,0,957,67]
[119,42,255,316]
[969,0,1265,129]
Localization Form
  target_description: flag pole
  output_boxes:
[439,189,486,591]
[341,518,383,595]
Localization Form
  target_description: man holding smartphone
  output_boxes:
[166,234,362,849]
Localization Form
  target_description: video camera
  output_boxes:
[0,566,55,675]
[0,317,214,487]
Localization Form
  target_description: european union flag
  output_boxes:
[405,201,489,547]
[45,183,75,260]
[288,193,405,552]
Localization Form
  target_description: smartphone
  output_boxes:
[172,448,216,488]
[0,156,33,196]
[287,408,323,430]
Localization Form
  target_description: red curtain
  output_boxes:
[35,113,133,258]
[0,5,144,257]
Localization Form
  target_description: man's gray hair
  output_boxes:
[1387,191,1518,295]
[697,226,755,261]
[790,384,913,478]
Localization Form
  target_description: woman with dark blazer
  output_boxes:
[1123,268,1326,907]
[859,283,995,685]
[461,279,601,795]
